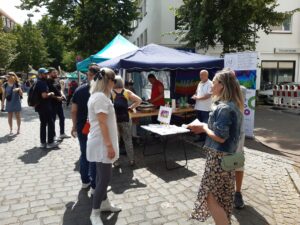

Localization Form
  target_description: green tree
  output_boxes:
[11,20,50,71]
[20,0,139,55]
[176,0,293,53]
[37,16,73,69]
[0,20,18,70]
[61,50,77,71]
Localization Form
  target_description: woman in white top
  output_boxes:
[87,68,121,225]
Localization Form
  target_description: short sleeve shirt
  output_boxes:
[194,80,212,111]
[35,78,51,111]
[72,84,90,129]
[86,92,119,163]
[151,80,165,106]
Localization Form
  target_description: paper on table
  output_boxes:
[181,119,204,128]
[141,124,190,136]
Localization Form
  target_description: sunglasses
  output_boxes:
[110,78,117,84]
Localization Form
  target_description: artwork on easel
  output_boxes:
[157,106,172,124]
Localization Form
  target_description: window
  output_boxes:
[270,16,292,33]
[143,0,147,16]
[261,61,295,89]
[143,29,147,45]
[140,33,143,47]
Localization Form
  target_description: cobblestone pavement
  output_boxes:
[0,98,300,225]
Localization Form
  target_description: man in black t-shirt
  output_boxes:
[47,68,69,140]
[35,68,59,149]
[71,64,98,193]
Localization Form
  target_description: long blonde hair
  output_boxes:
[8,72,20,84]
[213,68,244,112]
[90,67,116,96]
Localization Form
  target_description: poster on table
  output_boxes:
[224,52,258,138]
[157,106,172,124]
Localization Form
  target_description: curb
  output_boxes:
[286,167,300,194]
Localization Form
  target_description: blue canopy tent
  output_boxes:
[76,34,138,72]
[99,43,224,71]
[99,44,224,100]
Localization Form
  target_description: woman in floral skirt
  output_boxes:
[189,68,244,225]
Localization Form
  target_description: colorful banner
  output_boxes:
[235,70,256,89]
[244,89,256,137]
[225,52,258,138]
[174,71,198,96]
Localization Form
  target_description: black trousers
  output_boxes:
[52,103,65,136]
[38,107,55,144]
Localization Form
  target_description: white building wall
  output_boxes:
[256,0,300,84]
[129,0,300,88]
[129,0,183,47]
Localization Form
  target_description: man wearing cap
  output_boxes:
[35,68,58,149]
[47,67,69,140]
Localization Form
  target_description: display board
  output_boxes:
[225,52,258,138]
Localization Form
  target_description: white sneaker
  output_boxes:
[59,133,70,139]
[46,142,59,149]
[90,209,103,225]
[100,198,121,212]
[82,182,90,189]
[90,188,95,196]
[39,143,47,149]
[54,136,62,142]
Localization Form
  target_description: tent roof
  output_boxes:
[76,34,138,72]
[99,44,224,71]
[93,34,139,60]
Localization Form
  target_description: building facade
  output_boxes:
[129,0,300,90]
[0,8,17,31]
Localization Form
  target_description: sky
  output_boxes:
[0,0,46,24]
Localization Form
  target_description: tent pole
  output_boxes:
[122,69,126,80]
[77,70,81,85]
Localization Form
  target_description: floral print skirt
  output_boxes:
[191,148,235,222]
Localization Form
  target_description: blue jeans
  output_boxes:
[196,110,210,141]
[77,126,96,188]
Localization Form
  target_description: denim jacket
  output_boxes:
[204,101,242,153]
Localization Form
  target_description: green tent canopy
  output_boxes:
[66,71,86,80]
[76,34,138,72]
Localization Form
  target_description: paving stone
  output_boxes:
[1,96,300,225]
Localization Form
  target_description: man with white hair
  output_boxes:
[192,70,212,142]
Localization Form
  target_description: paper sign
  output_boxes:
[181,119,204,128]
[157,106,172,124]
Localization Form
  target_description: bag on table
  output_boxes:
[82,120,90,135]
[221,152,245,171]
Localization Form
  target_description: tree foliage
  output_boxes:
[37,16,72,69]
[11,20,50,71]
[176,0,291,53]
[0,21,18,69]
[20,0,139,56]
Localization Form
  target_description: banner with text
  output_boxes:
[224,52,258,138]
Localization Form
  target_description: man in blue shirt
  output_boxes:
[35,68,59,149]
[71,64,98,194]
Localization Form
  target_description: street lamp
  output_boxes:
[27,13,34,21]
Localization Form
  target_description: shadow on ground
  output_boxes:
[234,205,270,225]
[111,166,147,194]
[62,189,119,225]
[0,134,17,144]
[18,146,59,164]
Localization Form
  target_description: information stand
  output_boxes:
[141,106,190,170]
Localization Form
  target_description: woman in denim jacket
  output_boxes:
[189,69,244,225]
